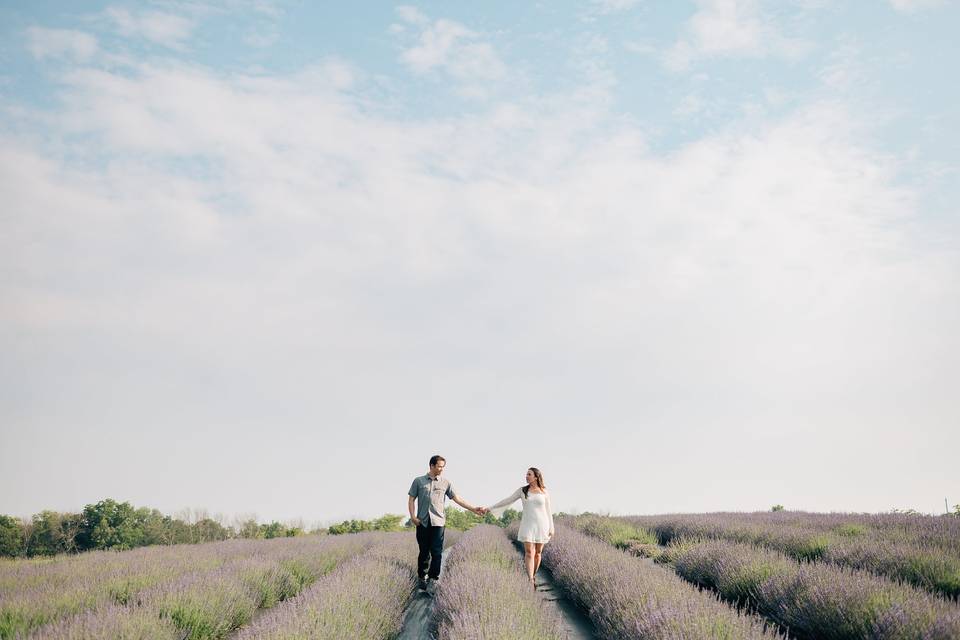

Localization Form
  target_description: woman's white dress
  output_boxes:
[489,488,555,544]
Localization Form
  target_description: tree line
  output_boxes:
[0,498,315,558]
[326,507,522,535]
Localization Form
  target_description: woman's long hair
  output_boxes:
[522,467,546,498]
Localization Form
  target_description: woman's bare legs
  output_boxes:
[523,542,536,587]
[533,543,545,578]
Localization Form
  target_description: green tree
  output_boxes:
[499,509,521,527]
[79,499,145,551]
[372,514,405,532]
[238,518,262,539]
[443,507,487,531]
[0,515,26,557]
[140,508,175,546]
[27,510,78,556]
[262,521,288,538]
[328,519,374,535]
[192,518,229,543]
[771,504,785,512]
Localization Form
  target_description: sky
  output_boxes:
[1,0,958,527]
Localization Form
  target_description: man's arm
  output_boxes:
[452,494,483,515]
[407,495,421,526]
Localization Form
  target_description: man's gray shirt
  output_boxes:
[408,474,455,527]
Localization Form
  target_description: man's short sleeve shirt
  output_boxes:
[408,474,456,527]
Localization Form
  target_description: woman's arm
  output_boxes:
[487,487,523,511]
[545,491,554,536]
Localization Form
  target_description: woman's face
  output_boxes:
[525,469,535,485]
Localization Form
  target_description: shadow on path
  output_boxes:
[397,556,451,640]
[396,537,601,640]
[396,586,436,640]
[520,544,600,640]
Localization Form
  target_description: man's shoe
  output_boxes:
[426,579,438,595]
[418,578,428,591]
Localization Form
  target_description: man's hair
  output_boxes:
[429,455,446,467]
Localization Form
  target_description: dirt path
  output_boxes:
[532,562,600,640]
[396,536,600,640]
[396,558,450,640]
[395,585,436,640]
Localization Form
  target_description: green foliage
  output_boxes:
[27,510,82,556]
[258,521,303,538]
[238,518,262,539]
[442,506,499,531]
[328,514,405,535]
[771,504,785,512]
[0,515,24,557]
[79,499,144,550]
[192,518,230,543]
[498,508,521,527]
[834,523,868,537]
[371,514,405,531]
[0,498,282,558]
[794,534,831,561]
[574,515,658,549]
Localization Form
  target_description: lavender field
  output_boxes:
[1,513,958,639]
[569,512,960,639]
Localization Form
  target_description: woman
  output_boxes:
[484,467,554,590]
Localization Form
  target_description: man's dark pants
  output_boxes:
[416,524,445,580]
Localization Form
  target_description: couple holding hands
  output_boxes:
[407,454,555,592]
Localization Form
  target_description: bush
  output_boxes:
[0,514,25,557]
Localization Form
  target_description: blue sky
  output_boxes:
[1,1,958,526]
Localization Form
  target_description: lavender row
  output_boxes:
[673,539,960,639]
[432,525,565,640]
[541,524,783,639]
[634,511,960,556]
[17,604,181,640]
[234,533,420,640]
[626,514,960,599]
[2,537,275,637]
[13,534,375,640]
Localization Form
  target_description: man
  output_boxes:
[408,454,485,592]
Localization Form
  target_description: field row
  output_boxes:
[5,515,959,640]
[570,514,960,639]
[623,512,960,599]
[432,525,565,639]
[2,533,384,639]
[536,522,784,639]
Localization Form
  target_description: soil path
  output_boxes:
[396,537,601,640]
[517,542,600,640]
[395,584,436,640]
[533,562,600,640]
[397,552,453,640]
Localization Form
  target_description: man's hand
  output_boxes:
[411,516,422,527]
[474,507,488,516]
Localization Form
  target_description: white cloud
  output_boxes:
[395,9,506,98]
[395,4,429,26]
[104,6,197,50]
[664,0,812,71]
[25,27,98,61]
[889,0,947,12]
[591,0,643,13]
[3,17,958,518]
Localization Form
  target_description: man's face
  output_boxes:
[430,460,446,476]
